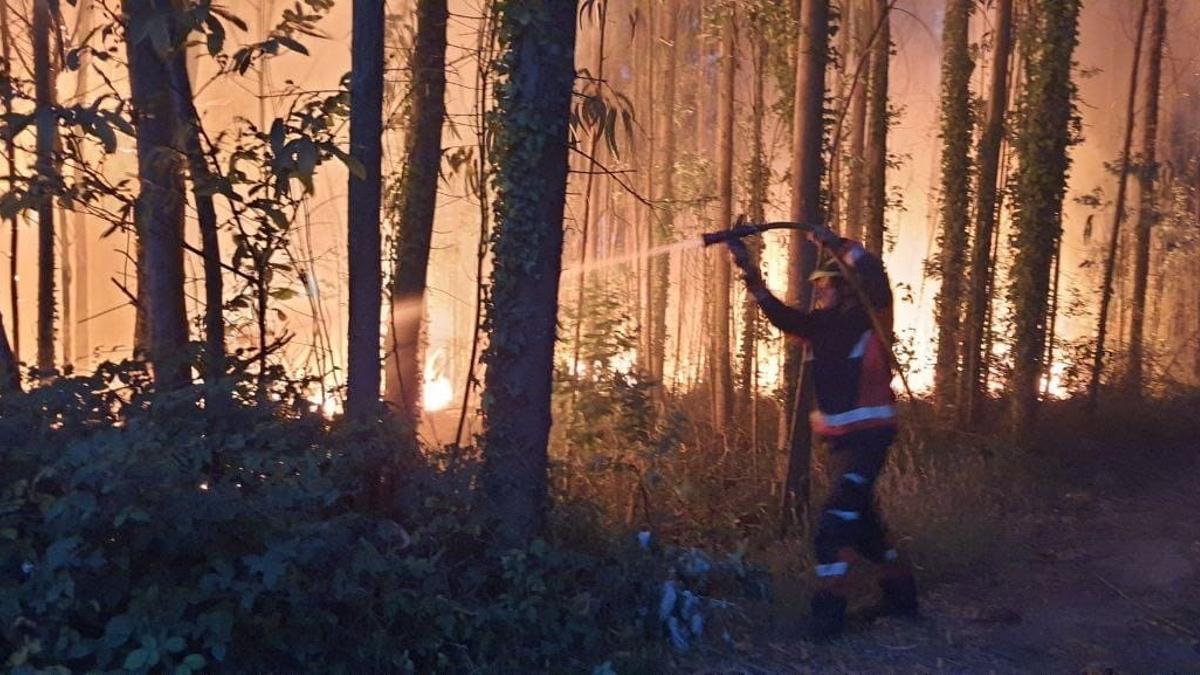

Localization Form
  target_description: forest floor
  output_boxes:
[688,437,1200,674]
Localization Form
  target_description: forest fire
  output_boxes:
[2,0,1199,670]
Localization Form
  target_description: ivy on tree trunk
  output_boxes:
[481,0,578,546]
[1007,0,1080,439]
[932,0,975,415]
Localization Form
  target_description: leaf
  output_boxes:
[205,16,227,56]
[46,536,81,569]
[164,636,186,653]
[123,648,149,671]
[90,119,118,154]
[212,7,249,31]
[183,654,207,669]
[275,35,309,55]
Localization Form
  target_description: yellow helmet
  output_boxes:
[808,260,843,282]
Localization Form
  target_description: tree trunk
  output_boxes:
[739,22,767,423]
[569,0,607,379]
[70,0,94,368]
[481,0,578,546]
[0,307,17,393]
[125,0,190,389]
[1,0,17,363]
[346,0,385,418]
[34,0,59,376]
[1086,0,1149,412]
[843,2,869,240]
[648,0,679,393]
[636,2,655,378]
[960,0,1013,426]
[780,0,828,530]
[1043,233,1061,397]
[1128,0,1165,395]
[1007,0,1080,438]
[383,0,447,427]
[932,0,975,414]
[711,6,736,436]
[863,0,890,256]
[164,25,224,386]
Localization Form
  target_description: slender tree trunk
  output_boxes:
[1007,0,1080,438]
[125,0,190,389]
[739,22,767,423]
[1128,0,1166,395]
[59,204,70,366]
[960,0,1013,426]
[70,0,94,368]
[346,0,385,418]
[570,0,607,379]
[0,306,17,393]
[780,0,828,530]
[384,0,447,427]
[636,2,655,377]
[481,0,578,546]
[711,6,736,436]
[1043,233,1061,397]
[1,0,17,363]
[165,28,224,385]
[843,2,869,240]
[1086,0,1149,412]
[932,0,974,415]
[34,0,59,376]
[649,0,679,393]
[863,0,890,256]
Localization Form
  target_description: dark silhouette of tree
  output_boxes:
[0,307,18,393]
[124,0,189,389]
[780,0,828,528]
[165,22,224,387]
[33,0,59,376]
[481,0,578,545]
[0,0,17,363]
[346,0,385,419]
[1128,0,1166,395]
[1087,0,1149,412]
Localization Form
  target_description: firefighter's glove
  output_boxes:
[807,224,842,250]
[724,239,764,290]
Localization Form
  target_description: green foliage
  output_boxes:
[0,364,674,673]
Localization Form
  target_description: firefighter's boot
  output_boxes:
[808,589,848,642]
[864,551,919,621]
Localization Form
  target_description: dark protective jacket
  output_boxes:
[753,239,896,437]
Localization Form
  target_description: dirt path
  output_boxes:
[696,456,1200,673]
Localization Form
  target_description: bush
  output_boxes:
[0,364,679,673]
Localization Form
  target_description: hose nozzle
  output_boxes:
[701,222,761,247]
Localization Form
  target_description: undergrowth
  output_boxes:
[7,344,1192,672]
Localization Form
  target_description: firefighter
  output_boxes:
[725,231,918,641]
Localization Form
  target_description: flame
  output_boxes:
[423,376,454,412]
